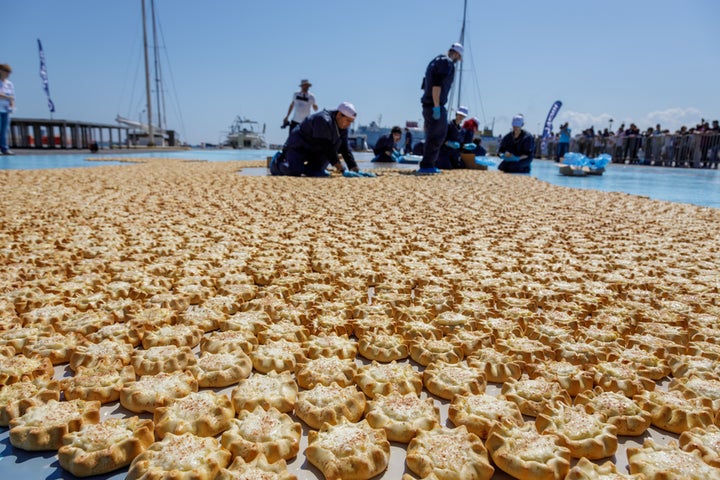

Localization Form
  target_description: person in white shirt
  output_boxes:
[282,78,318,136]
[0,64,15,155]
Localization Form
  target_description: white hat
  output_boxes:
[457,106,469,117]
[337,102,357,119]
[450,42,464,57]
[512,114,525,127]
[299,79,312,86]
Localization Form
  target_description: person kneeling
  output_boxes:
[372,126,402,162]
[270,102,359,177]
[497,114,535,173]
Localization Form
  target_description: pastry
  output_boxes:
[306,417,390,480]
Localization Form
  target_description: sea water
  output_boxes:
[1,149,717,209]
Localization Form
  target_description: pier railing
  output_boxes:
[540,132,720,168]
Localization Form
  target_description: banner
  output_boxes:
[541,100,562,151]
[37,39,55,113]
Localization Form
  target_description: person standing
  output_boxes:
[497,114,535,173]
[0,64,15,155]
[556,122,571,162]
[418,43,463,174]
[270,102,360,177]
[282,79,318,136]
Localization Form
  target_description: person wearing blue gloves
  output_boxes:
[372,126,403,162]
[418,42,463,174]
[436,106,468,169]
[497,114,535,173]
[270,102,361,177]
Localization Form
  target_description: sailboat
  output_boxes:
[116,0,178,147]
[357,0,496,158]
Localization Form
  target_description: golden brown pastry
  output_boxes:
[406,424,494,480]
[58,416,154,477]
[306,417,390,480]
[220,406,301,463]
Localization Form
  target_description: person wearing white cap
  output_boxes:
[497,114,536,173]
[282,78,318,137]
[270,101,360,177]
[418,43,463,174]
[436,105,469,169]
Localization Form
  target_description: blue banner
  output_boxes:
[541,100,562,150]
[37,39,55,113]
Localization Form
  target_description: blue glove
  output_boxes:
[446,141,460,149]
[358,171,377,177]
[342,170,361,178]
[432,106,441,120]
[463,143,477,151]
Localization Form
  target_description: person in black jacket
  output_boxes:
[498,114,535,173]
[372,126,402,162]
[418,42,463,174]
[270,102,359,177]
[436,106,468,169]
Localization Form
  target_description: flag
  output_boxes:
[37,39,55,113]
[541,100,562,151]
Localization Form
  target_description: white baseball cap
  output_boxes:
[457,106,469,117]
[337,102,357,119]
[450,42,464,57]
[512,114,525,127]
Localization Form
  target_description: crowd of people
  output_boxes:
[269,41,718,177]
[544,120,720,168]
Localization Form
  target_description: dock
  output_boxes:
[7,117,176,150]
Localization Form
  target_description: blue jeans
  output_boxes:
[421,105,448,169]
[0,112,10,152]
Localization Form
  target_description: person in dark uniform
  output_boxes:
[270,102,359,177]
[418,42,463,174]
[436,106,468,169]
[497,114,535,173]
[404,127,413,154]
[372,126,402,162]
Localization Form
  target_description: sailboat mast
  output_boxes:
[150,0,163,131]
[456,0,467,110]
[141,0,155,146]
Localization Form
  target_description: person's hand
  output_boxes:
[446,141,460,149]
[343,170,361,178]
[463,143,477,151]
[432,106,441,120]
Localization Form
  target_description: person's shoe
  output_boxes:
[269,151,281,175]
[306,170,330,177]
[1,150,13,155]
[415,167,441,175]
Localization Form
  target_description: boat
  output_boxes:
[116,0,181,147]
[225,116,267,149]
[355,0,499,158]
[355,120,424,150]
[115,115,171,146]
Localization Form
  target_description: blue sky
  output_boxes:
[3,0,719,146]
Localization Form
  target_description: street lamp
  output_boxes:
[609,118,614,132]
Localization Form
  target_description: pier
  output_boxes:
[9,118,132,150]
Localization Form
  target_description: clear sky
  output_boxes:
[3,0,719,146]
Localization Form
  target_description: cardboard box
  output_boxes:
[461,153,487,170]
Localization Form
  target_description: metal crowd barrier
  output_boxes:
[539,133,720,168]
